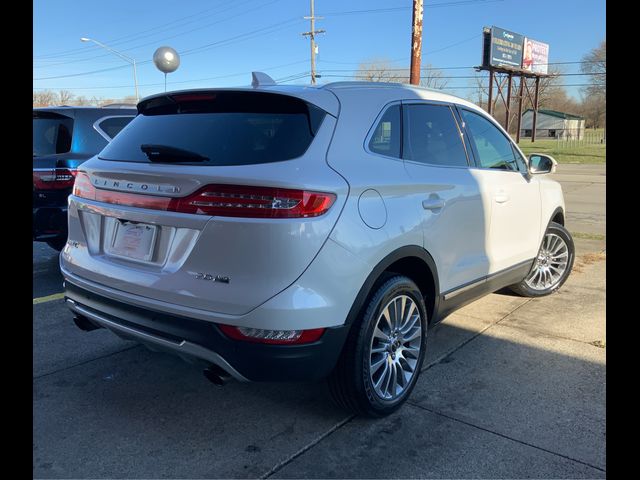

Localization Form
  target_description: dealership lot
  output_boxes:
[33,164,605,478]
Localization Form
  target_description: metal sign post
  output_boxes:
[478,26,550,142]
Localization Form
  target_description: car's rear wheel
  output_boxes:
[328,275,427,417]
[509,222,574,297]
[46,237,67,251]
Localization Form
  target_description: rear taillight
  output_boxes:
[218,324,325,345]
[33,168,77,190]
[73,173,336,219]
[173,184,335,218]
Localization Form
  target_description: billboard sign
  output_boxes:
[522,37,549,74]
[488,26,524,69]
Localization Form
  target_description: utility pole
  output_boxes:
[409,0,423,85]
[302,0,325,84]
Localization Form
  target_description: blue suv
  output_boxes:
[33,105,136,250]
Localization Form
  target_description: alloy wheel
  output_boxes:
[525,232,570,290]
[368,294,423,401]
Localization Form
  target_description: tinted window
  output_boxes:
[461,109,519,171]
[511,144,529,174]
[97,116,134,140]
[402,104,468,167]
[369,104,401,157]
[33,112,73,156]
[99,92,326,166]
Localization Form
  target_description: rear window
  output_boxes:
[95,116,135,141]
[33,111,74,156]
[99,91,327,166]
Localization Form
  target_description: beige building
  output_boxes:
[520,109,585,140]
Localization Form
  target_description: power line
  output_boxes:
[317,72,606,78]
[34,0,278,69]
[180,18,300,55]
[34,0,264,60]
[321,0,503,16]
[320,60,605,68]
[33,60,309,90]
[34,18,302,81]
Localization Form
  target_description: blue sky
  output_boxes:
[33,0,606,101]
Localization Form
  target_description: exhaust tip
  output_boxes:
[72,314,101,332]
[203,365,231,386]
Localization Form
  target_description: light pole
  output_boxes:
[80,37,139,102]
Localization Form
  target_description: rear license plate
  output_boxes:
[110,221,158,262]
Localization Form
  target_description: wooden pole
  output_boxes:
[409,0,423,85]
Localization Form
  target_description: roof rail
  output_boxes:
[101,103,137,108]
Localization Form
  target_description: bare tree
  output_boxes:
[579,41,605,131]
[356,58,405,82]
[73,95,91,106]
[355,58,449,89]
[581,41,606,97]
[120,95,138,105]
[57,90,75,105]
[419,65,449,89]
[579,93,606,129]
[33,90,58,106]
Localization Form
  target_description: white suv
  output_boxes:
[61,75,574,417]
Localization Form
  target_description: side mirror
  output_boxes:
[528,153,557,175]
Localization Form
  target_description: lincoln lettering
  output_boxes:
[91,177,180,194]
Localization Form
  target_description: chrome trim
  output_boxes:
[442,259,535,300]
[443,277,485,300]
[363,100,404,161]
[61,267,239,324]
[92,115,135,142]
[66,299,249,382]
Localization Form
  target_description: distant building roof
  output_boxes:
[523,108,584,120]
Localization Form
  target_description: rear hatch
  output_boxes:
[62,89,348,316]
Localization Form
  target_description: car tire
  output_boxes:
[46,238,67,251]
[328,275,428,417]
[509,222,575,297]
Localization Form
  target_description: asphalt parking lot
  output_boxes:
[33,164,606,479]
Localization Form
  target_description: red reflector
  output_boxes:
[72,174,336,219]
[34,168,77,190]
[218,325,325,345]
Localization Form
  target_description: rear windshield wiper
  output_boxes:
[140,144,209,163]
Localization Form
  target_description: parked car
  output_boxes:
[33,105,137,250]
[61,76,574,416]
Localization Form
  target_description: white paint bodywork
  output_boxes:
[61,82,566,330]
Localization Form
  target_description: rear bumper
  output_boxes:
[64,281,350,382]
[33,206,67,240]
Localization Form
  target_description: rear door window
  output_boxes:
[99,91,326,166]
[402,104,469,167]
[33,111,74,156]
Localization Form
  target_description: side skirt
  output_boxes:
[432,259,534,324]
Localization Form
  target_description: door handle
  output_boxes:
[494,191,510,203]
[422,198,445,211]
